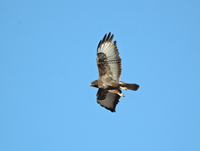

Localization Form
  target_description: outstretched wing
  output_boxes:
[97,88,121,112]
[97,32,122,81]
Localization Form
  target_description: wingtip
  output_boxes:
[114,41,117,46]
[105,32,114,42]
[106,32,111,41]
[110,34,114,42]
[109,108,116,112]
[97,32,115,49]
[103,33,107,41]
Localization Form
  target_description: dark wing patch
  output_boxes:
[96,32,122,81]
[96,52,110,77]
[97,88,121,112]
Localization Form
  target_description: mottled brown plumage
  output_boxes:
[90,32,139,112]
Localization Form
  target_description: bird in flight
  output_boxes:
[90,32,139,112]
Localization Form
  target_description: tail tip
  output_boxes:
[136,84,139,90]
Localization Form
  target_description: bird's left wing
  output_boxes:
[97,32,122,81]
[97,88,121,112]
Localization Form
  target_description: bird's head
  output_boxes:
[90,80,98,88]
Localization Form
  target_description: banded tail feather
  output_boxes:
[120,82,139,91]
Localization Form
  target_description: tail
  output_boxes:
[120,82,139,91]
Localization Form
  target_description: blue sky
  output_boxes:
[0,0,200,151]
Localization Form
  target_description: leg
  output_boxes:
[117,92,124,97]
[109,89,125,97]
[120,86,127,90]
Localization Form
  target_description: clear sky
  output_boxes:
[0,0,200,151]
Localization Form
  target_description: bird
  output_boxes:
[90,32,139,112]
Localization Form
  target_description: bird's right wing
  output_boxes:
[97,88,121,112]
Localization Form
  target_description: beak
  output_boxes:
[90,83,92,86]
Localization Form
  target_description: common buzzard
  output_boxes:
[90,32,139,112]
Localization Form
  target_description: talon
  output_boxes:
[118,93,125,97]
[120,86,127,91]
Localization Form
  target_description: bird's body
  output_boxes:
[90,32,139,112]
